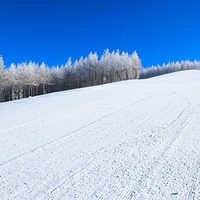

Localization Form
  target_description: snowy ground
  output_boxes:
[0,70,200,200]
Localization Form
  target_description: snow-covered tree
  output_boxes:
[0,49,143,103]
[40,62,52,94]
[140,60,200,79]
[8,63,18,100]
[0,56,6,102]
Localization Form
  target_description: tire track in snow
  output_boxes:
[118,119,192,200]
[94,101,179,200]
[39,83,195,199]
[55,94,172,200]
[7,90,170,199]
[114,90,193,200]
[0,90,164,168]
[0,90,168,199]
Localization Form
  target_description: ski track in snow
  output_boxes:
[0,71,200,200]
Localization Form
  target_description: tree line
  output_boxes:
[140,60,200,79]
[0,49,142,103]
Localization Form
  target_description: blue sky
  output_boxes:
[1,0,200,68]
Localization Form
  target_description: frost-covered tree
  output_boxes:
[3,51,200,103]
[0,49,143,103]
[63,57,73,89]
[8,63,18,100]
[0,56,6,102]
[17,62,28,99]
[87,52,99,86]
[40,62,52,94]
[140,60,200,79]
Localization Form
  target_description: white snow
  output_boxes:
[0,70,200,200]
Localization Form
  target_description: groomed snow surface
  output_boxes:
[0,70,200,200]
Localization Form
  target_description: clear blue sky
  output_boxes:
[1,0,200,68]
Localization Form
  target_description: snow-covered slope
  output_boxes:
[1,71,200,200]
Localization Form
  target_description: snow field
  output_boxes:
[0,71,200,199]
